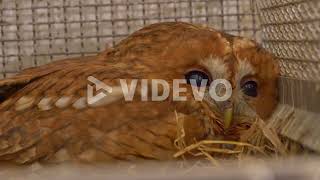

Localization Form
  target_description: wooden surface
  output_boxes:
[0,157,319,180]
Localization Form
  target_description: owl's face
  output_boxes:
[111,22,279,129]
[181,37,280,129]
[180,39,278,130]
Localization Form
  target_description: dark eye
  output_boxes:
[185,70,211,87]
[241,80,258,97]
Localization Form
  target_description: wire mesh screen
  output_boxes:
[257,0,320,151]
[258,0,320,81]
[0,0,260,79]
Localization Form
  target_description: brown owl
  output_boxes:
[0,22,279,164]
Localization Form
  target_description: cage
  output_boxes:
[0,0,319,178]
[0,0,262,78]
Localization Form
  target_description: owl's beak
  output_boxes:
[222,101,233,129]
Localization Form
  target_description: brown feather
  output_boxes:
[0,22,279,164]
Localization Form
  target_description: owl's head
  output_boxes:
[182,37,280,128]
[173,37,279,130]
[110,22,279,129]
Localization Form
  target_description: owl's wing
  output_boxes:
[0,55,101,103]
[0,58,205,164]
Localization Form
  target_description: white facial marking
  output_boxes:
[73,97,87,109]
[236,60,255,83]
[201,56,227,79]
[88,86,123,107]
[38,97,52,111]
[55,96,72,108]
[15,96,35,111]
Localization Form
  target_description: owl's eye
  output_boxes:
[241,80,258,97]
[185,70,211,87]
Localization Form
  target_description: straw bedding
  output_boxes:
[172,102,309,165]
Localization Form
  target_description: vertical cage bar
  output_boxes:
[142,0,146,25]
[47,1,53,62]
[14,1,22,71]
[157,1,161,22]
[173,1,177,22]
[94,0,100,52]
[0,5,6,78]
[110,0,115,47]
[126,0,131,34]
[188,0,193,23]
[31,0,38,67]
[250,0,257,39]
[79,0,85,56]
[236,0,240,35]
[204,0,209,25]
[220,0,224,31]
[62,0,69,57]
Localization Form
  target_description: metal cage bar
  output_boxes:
[0,0,259,78]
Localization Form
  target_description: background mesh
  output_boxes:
[258,0,320,81]
[257,0,320,151]
[0,0,259,78]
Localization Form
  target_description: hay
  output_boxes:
[174,140,264,158]
[173,105,309,164]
